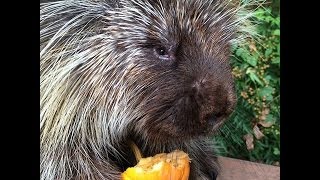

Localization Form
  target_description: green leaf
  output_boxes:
[271,57,280,64]
[258,86,274,98]
[246,68,263,85]
[236,48,244,56]
[246,56,258,67]
[254,8,266,20]
[264,75,272,83]
[275,17,280,27]
[273,29,280,36]
[273,147,280,155]
[265,48,273,57]
[265,114,275,123]
[231,44,238,52]
[265,16,273,23]
[241,63,250,70]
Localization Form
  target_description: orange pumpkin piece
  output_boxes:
[121,143,190,180]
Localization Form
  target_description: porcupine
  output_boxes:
[40,0,257,179]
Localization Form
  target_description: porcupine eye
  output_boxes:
[155,46,167,55]
[154,46,170,60]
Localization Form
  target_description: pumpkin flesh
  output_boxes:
[121,150,190,180]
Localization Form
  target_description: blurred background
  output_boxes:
[213,0,280,166]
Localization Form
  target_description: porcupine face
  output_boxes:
[115,0,238,141]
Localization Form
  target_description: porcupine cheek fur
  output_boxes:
[117,0,238,142]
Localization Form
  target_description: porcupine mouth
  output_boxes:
[140,108,228,142]
[159,96,229,139]
[169,113,227,138]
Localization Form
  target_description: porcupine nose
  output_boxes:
[191,78,236,125]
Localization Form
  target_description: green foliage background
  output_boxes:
[213,0,280,165]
